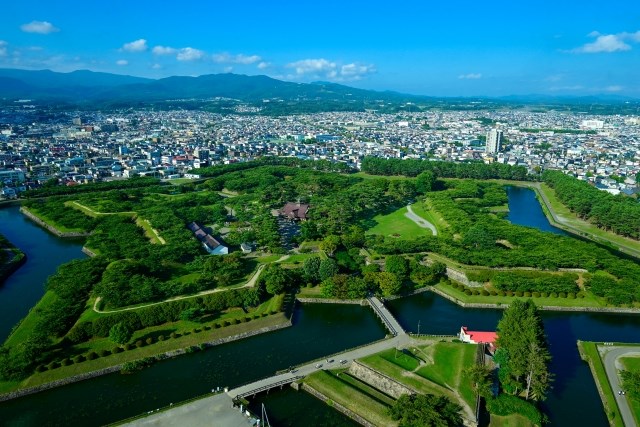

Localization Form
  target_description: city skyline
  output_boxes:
[1,0,639,97]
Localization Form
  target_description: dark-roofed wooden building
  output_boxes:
[279,202,310,221]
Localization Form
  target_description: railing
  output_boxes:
[233,375,304,399]
[367,297,398,336]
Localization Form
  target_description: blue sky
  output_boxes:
[1,0,639,97]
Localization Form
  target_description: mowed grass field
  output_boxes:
[621,356,640,425]
[366,206,433,239]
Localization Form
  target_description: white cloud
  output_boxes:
[116,59,128,66]
[213,52,261,64]
[177,47,204,61]
[549,85,584,91]
[152,45,177,55]
[604,85,623,92]
[122,39,147,52]
[223,66,233,73]
[458,73,482,79]
[257,61,271,70]
[152,63,162,69]
[571,30,640,53]
[285,58,375,81]
[20,21,59,34]
[0,41,7,57]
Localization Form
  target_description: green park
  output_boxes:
[1,156,640,425]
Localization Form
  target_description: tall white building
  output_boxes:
[486,129,503,154]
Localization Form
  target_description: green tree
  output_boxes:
[416,171,436,193]
[464,364,493,399]
[318,258,339,281]
[262,264,290,295]
[109,322,133,345]
[377,272,403,297]
[389,393,462,427]
[495,299,552,401]
[320,234,341,257]
[386,255,409,280]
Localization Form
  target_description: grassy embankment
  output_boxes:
[578,341,624,427]
[22,206,87,234]
[0,295,287,394]
[621,356,640,425]
[304,340,484,426]
[366,205,434,239]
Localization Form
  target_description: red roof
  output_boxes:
[461,327,497,344]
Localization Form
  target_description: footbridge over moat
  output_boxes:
[367,295,406,336]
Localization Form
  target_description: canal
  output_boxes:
[0,187,639,426]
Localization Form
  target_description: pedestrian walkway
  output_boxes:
[367,296,406,336]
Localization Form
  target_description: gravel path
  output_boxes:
[405,204,437,236]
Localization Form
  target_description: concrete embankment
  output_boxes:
[19,207,91,238]
[430,286,640,314]
[0,317,292,402]
[301,383,377,427]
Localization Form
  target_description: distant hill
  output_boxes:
[0,69,413,103]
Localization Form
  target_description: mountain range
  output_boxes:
[0,68,637,105]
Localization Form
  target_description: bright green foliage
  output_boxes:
[385,255,409,280]
[318,258,339,281]
[109,322,133,345]
[495,299,552,401]
[302,256,321,283]
[319,234,341,257]
[622,369,640,400]
[389,393,463,427]
[486,394,544,426]
[262,264,291,295]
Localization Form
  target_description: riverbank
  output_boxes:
[0,313,292,402]
[494,180,640,259]
[0,234,26,284]
[430,284,640,314]
[19,206,91,238]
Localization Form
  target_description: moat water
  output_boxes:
[1,188,638,426]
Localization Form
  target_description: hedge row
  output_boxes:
[448,282,585,299]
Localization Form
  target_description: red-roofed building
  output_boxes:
[460,326,498,353]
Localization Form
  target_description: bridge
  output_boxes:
[367,296,406,336]
[231,375,304,400]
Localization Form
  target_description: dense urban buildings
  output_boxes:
[1,106,639,199]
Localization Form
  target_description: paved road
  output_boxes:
[405,204,437,236]
[228,334,412,398]
[124,393,255,427]
[601,346,640,427]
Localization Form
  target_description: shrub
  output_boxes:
[124,343,132,351]
[146,337,154,345]
[577,292,586,299]
[490,291,498,296]
[540,292,548,298]
[73,355,85,363]
[497,291,505,297]
[515,291,523,297]
[170,332,177,339]
[47,361,60,370]
[203,325,211,330]
[480,290,489,296]
[506,291,513,297]
[112,347,123,354]
[486,395,543,426]
[86,352,98,361]
[532,292,540,298]
[464,290,472,295]
[224,320,231,327]
[550,292,558,298]
[35,365,47,372]
[99,349,111,357]
[524,292,531,298]
[245,317,252,322]
[559,292,567,298]
[158,335,166,341]
[135,340,144,348]
[214,323,221,329]
[568,292,576,299]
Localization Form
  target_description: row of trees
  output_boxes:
[543,170,640,239]
[24,176,163,198]
[361,157,530,180]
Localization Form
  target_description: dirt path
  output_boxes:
[405,204,437,236]
[93,255,290,314]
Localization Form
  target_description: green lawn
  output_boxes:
[621,356,640,425]
[578,341,624,427]
[22,207,86,233]
[409,200,447,234]
[353,172,410,181]
[4,291,58,347]
[366,206,433,239]
[304,370,397,427]
[489,414,534,427]
[434,282,607,308]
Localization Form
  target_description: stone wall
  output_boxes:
[20,207,91,238]
[0,318,292,402]
[348,360,415,399]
